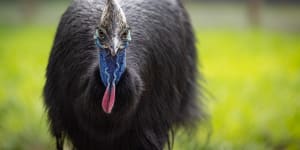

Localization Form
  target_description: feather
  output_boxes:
[43,0,202,149]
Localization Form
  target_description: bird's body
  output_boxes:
[44,0,200,149]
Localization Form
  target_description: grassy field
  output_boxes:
[193,29,300,149]
[0,25,55,149]
[0,2,300,150]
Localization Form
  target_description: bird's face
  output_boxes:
[94,0,131,114]
[95,26,131,56]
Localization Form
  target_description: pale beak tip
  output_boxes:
[111,51,116,56]
[111,49,118,56]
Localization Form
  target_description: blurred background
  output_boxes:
[0,0,299,149]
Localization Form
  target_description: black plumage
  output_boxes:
[43,0,202,149]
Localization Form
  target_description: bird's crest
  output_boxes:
[99,0,128,33]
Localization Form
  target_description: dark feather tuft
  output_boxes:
[44,0,203,149]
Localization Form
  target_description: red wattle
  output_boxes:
[109,85,116,113]
[101,85,116,114]
[102,86,110,113]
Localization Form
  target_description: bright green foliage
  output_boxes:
[0,25,55,150]
[175,29,300,150]
[0,25,300,149]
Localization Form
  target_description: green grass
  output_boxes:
[194,29,300,150]
[0,25,300,149]
[0,25,55,150]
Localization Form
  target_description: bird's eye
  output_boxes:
[98,29,106,41]
[121,31,128,41]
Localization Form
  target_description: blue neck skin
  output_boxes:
[95,36,127,88]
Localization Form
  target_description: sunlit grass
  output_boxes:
[0,25,300,149]
[193,29,300,149]
[0,25,56,150]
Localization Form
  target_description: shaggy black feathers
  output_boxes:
[44,0,201,149]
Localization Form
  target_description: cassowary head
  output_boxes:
[94,0,131,114]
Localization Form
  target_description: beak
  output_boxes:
[110,48,118,56]
[110,37,119,56]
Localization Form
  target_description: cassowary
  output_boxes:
[44,0,201,149]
